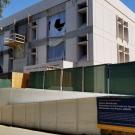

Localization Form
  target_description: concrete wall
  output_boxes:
[1,105,12,125]
[40,101,57,131]
[66,0,77,33]
[3,54,9,73]
[37,17,47,40]
[26,103,40,129]
[37,45,47,64]
[93,0,117,65]
[65,38,78,63]
[78,98,98,134]
[13,104,26,127]
[0,88,107,105]
[57,99,77,134]
[0,97,100,135]
[65,0,94,66]
[92,0,135,65]
[13,58,27,72]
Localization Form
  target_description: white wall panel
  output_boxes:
[0,92,111,134]
[13,104,26,127]
[57,100,77,134]
[0,107,2,123]
[40,101,57,131]
[65,38,77,62]
[1,105,12,125]
[38,17,47,40]
[25,103,40,129]
[3,54,9,73]
[78,98,100,135]
[66,1,77,32]
[37,45,47,64]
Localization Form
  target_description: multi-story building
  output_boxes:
[0,0,135,73]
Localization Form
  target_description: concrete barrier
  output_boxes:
[77,98,99,135]
[57,100,77,134]
[40,101,57,131]
[1,105,12,125]
[0,97,100,135]
[0,107,2,123]
[13,104,26,127]
[25,103,40,129]
[0,88,109,105]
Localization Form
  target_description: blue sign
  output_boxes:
[97,97,135,127]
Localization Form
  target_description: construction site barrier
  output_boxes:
[29,65,107,93]
[108,62,135,95]
[0,98,100,135]
[29,62,135,95]
[0,72,29,89]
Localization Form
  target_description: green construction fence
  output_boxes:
[29,70,61,90]
[0,73,12,88]
[29,71,44,89]
[0,79,11,88]
[44,69,61,90]
[108,62,135,95]
[84,65,107,93]
[62,67,82,91]
[29,65,107,93]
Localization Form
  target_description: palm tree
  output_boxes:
[0,0,10,16]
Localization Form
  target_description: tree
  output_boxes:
[0,0,10,16]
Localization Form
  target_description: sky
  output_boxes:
[1,0,41,18]
[1,0,135,18]
[121,0,135,13]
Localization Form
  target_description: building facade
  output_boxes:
[0,0,135,73]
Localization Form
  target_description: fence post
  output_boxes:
[60,69,63,91]
[43,70,45,90]
[82,67,84,92]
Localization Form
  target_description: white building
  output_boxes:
[0,0,135,73]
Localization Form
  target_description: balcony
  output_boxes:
[4,33,25,48]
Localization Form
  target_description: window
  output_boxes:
[78,2,87,10]
[118,45,129,63]
[31,48,37,65]
[32,28,36,40]
[78,35,87,43]
[78,35,87,60]
[30,21,37,41]
[78,2,87,27]
[124,21,129,42]
[48,12,65,37]
[116,17,129,42]
[47,42,65,62]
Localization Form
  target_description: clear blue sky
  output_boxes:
[2,0,41,18]
[121,0,135,13]
[1,0,135,18]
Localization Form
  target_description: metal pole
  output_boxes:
[82,67,84,92]
[43,68,45,90]
[60,69,63,91]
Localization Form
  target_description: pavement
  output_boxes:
[0,125,59,135]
